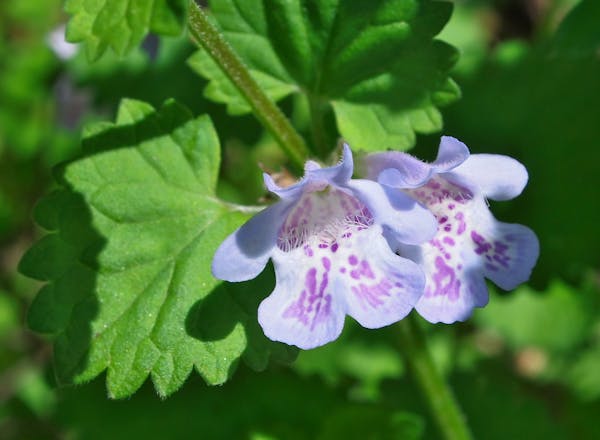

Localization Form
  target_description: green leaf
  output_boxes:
[188,0,460,152]
[566,345,600,401]
[0,290,19,338]
[20,99,295,398]
[551,0,600,58]
[451,369,569,440]
[65,0,187,61]
[318,406,424,440]
[294,322,403,400]
[188,49,298,116]
[474,281,595,353]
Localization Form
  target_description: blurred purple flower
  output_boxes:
[46,25,78,60]
[213,145,437,349]
[365,136,539,323]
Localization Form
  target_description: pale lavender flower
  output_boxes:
[46,25,78,60]
[212,145,437,349]
[365,136,540,323]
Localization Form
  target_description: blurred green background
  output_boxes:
[1,0,599,438]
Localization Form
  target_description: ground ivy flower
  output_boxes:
[212,145,438,349]
[365,136,540,324]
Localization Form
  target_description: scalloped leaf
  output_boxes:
[65,0,187,60]
[20,99,295,398]
[188,0,460,152]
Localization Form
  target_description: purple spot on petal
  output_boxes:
[285,263,334,330]
[471,231,492,255]
[349,255,358,266]
[430,256,461,301]
[340,267,346,273]
[319,273,328,293]
[331,243,339,253]
[303,245,313,257]
[493,254,510,268]
[306,268,317,295]
[455,212,466,235]
[494,241,508,254]
[283,289,309,325]
[443,237,455,246]
[352,278,392,310]
[485,263,499,272]
[322,257,331,271]
[360,260,376,279]
[319,243,328,249]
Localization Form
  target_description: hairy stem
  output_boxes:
[188,2,309,169]
[398,314,473,440]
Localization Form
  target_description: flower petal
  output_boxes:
[403,175,539,323]
[449,154,528,200]
[341,227,425,328]
[263,144,354,199]
[304,160,322,172]
[412,247,489,323]
[258,248,346,349]
[401,178,494,322]
[347,179,437,245]
[308,143,354,186]
[479,221,540,290]
[366,152,432,188]
[412,218,538,323]
[263,173,311,200]
[431,136,470,173]
[212,201,292,282]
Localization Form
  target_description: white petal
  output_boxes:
[347,179,437,245]
[449,154,528,200]
[259,246,346,349]
[340,227,425,328]
[406,175,537,323]
[480,222,540,290]
[212,201,292,282]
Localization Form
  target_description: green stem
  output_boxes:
[398,314,473,440]
[188,2,309,169]
[307,94,329,158]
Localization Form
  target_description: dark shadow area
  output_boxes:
[72,34,265,149]
[19,190,103,386]
[64,100,193,157]
[380,357,571,440]
[50,367,344,440]
[186,265,274,341]
[186,262,298,375]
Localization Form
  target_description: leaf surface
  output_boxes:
[20,99,295,398]
[188,0,460,152]
[65,0,187,60]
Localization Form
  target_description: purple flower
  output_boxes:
[212,145,437,349]
[365,136,540,324]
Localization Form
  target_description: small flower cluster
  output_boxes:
[212,137,539,349]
